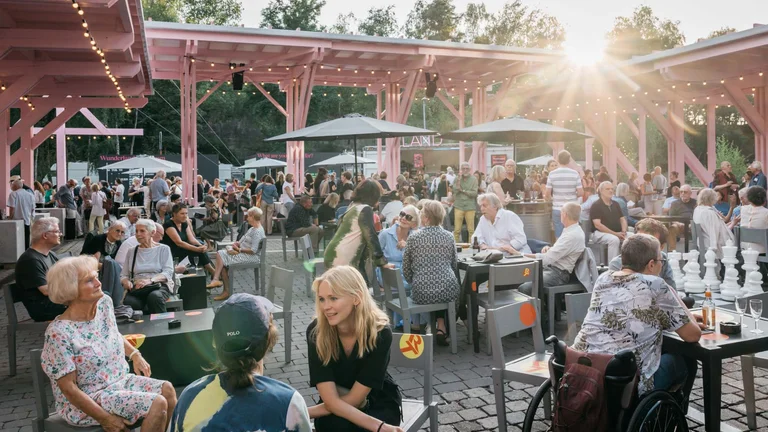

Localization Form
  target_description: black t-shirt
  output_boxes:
[378,180,390,191]
[590,199,624,233]
[667,180,681,198]
[501,175,525,197]
[15,248,58,305]
[307,320,395,400]
[338,182,355,199]
[317,204,336,223]
[81,233,122,260]
[248,180,258,196]
[669,199,696,219]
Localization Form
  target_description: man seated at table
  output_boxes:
[81,221,125,262]
[590,181,627,261]
[609,218,676,289]
[118,207,141,240]
[285,195,324,254]
[668,184,696,251]
[473,193,531,254]
[15,217,66,321]
[662,186,680,215]
[520,202,585,296]
[573,234,702,405]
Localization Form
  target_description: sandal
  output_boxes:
[206,280,223,289]
[213,292,230,301]
[435,329,449,347]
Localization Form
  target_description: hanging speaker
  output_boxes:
[232,71,244,91]
[425,72,438,98]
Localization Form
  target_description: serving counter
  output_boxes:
[506,200,552,243]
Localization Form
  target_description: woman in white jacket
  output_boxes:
[89,183,107,234]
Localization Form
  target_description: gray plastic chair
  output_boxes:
[381,267,458,354]
[278,219,300,261]
[266,266,295,364]
[5,283,49,377]
[390,333,438,432]
[737,227,768,264]
[740,291,768,430]
[542,248,596,336]
[227,237,268,296]
[564,292,592,344]
[488,300,548,432]
[580,219,609,266]
[300,234,316,297]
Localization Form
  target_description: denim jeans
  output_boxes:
[552,209,564,238]
[654,353,697,407]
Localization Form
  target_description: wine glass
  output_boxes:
[192,256,200,271]
[749,299,763,334]
[735,293,749,328]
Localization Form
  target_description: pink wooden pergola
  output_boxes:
[0,0,150,209]
[503,25,768,184]
[143,21,567,201]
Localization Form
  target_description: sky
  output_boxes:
[239,0,768,47]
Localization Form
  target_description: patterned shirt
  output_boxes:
[402,226,460,304]
[547,167,582,211]
[324,203,386,269]
[285,204,317,235]
[573,272,690,395]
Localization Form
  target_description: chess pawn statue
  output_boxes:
[702,247,721,292]
[721,239,739,272]
[720,267,742,301]
[743,270,764,296]
[742,246,760,274]
[668,252,685,290]
[684,250,706,294]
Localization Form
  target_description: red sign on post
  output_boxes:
[491,154,507,167]
[414,153,424,168]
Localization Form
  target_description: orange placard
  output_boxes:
[399,334,425,359]
[471,281,477,292]
[123,334,146,349]
[519,302,537,327]
[523,268,531,277]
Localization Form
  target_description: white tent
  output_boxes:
[310,153,376,167]
[517,155,554,166]
[99,155,182,172]
[239,157,287,169]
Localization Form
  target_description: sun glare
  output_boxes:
[564,38,606,66]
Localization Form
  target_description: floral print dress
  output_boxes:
[41,295,165,426]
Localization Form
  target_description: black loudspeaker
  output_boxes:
[232,71,244,91]
[425,72,438,98]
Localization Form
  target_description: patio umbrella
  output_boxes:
[517,155,555,166]
[310,153,377,167]
[441,116,591,143]
[99,155,183,172]
[264,113,438,176]
[239,157,287,169]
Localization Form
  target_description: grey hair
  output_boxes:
[156,199,169,211]
[460,161,471,169]
[246,206,263,221]
[621,234,661,272]
[562,202,581,223]
[597,181,613,193]
[697,188,718,206]
[420,200,445,226]
[739,187,749,198]
[135,218,156,234]
[11,179,22,188]
[156,170,166,178]
[127,208,141,217]
[477,192,502,209]
[31,217,60,242]
[490,165,506,183]
[753,161,763,171]
[615,183,630,198]
[109,221,126,233]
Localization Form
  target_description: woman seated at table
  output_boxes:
[572,234,702,405]
[121,219,175,313]
[401,200,460,346]
[206,206,266,300]
[737,185,768,252]
[486,165,507,205]
[171,293,312,432]
[307,266,403,432]
[42,255,176,431]
[162,203,215,275]
[150,199,170,224]
[318,193,340,224]
[692,188,734,259]
[198,195,229,251]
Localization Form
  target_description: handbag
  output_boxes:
[129,246,170,295]
[472,250,504,263]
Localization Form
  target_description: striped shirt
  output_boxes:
[547,167,582,211]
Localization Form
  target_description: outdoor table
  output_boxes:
[120,308,215,386]
[645,215,690,252]
[663,307,768,432]
[456,250,541,353]
[177,268,208,310]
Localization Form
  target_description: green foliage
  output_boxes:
[707,27,736,39]
[716,135,749,179]
[260,0,326,31]
[358,6,399,37]
[142,0,182,22]
[404,0,463,41]
[606,5,685,59]
[329,12,357,34]
[182,0,242,26]
[474,0,565,48]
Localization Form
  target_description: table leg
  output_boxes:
[684,223,689,253]
[701,357,722,432]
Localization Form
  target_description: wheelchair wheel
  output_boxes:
[522,379,554,432]
[626,390,689,432]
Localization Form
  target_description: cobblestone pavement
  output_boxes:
[0,236,764,431]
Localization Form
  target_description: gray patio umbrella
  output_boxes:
[264,113,438,176]
[441,116,591,143]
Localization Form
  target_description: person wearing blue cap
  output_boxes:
[170,293,311,432]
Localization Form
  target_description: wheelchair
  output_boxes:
[522,336,689,432]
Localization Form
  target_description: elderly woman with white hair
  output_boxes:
[486,165,507,205]
[120,219,175,313]
[692,188,734,258]
[151,199,170,224]
[206,206,266,301]
[41,255,176,431]
[472,192,531,254]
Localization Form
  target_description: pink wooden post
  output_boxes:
[584,125,593,172]
[20,112,34,183]
[707,104,717,173]
[606,112,617,180]
[179,57,188,202]
[55,108,67,185]
[671,102,686,179]
[755,87,767,165]
[458,93,466,164]
[285,82,296,182]
[0,111,9,210]
[638,111,647,176]
[375,90,383,172]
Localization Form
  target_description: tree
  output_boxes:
[358,6,399,37]
[483,1,564,48]
[404,0,462,42]
[462,3,491,44]
[329,12,357,34]
[707,27,736,39]
[606,6,685,60]
[142,0,182,22]
[182,0,242,26]
[260,0,326,31]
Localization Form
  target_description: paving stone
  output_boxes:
[457,408,485,421]
[459,398,485,409]
[452,421,483,432]
[438,412,463,424]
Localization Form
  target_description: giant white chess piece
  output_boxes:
[721,268,742,301]
[702,247,721,292]
[722,239,739,273]
[684,250,706,294]
[668,251,685,290]
[742,247,763,295]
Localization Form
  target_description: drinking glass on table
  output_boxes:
[192,256,200,271]
[749,299,763,334]
[735,293,749,328]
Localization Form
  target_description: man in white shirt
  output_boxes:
[472,193,531,254]
[520,202,585,296]
[112,179,125,219]
[546,150,583,238]
[7,179,36,248]
[117,208,141,240]
[445,167,456,185]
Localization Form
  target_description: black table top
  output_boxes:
[664,307,768,353]
[457,251,537,271]
[120,308,214,339]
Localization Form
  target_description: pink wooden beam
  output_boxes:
[584,125,594,171]
[458,93,466,164]
[297,63,318,127]
[0,60,142,78]
[723,82,766,136]
[707,104,717,172]
[0,29,133,52]
[196,80,225,107]
[435,91,461,121]
[55,108,67,185]
[30,106,81,149]
[0,74,42,113]
[485,78,515,122]
[7,95,68,144]
[33,127,143,136]
[31,81,146,97]
[248,79,287,117]
[79,109,110,135]
[19,122,33,181]
[638,111,647,175]
[397,73,419,125]
[376,90,383,171]
[0,111,8,207]
[10,97,148,110]
[617,111,640,139]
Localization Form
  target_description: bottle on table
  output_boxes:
[701,285,716,330]
[473,237,480,254]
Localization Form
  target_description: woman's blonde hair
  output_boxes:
[401,204,420,227]
[324,192,340,207]
[247,206,263,221]
[490,165,506,183]
[421,200,445,226]
[697,188,718,206]
[311,266,389,365]
[47,256,98,306]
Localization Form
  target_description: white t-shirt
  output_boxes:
[114,184,125,203]
[91,191,107,217]
[547,167,582,211]
[280,183,295,204]
[7,189,36,224]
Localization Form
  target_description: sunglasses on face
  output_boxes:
[399,212,414,222]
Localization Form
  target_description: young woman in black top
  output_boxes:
[318,193,340,223]
[307,266,403,432]
[161,203,214,275]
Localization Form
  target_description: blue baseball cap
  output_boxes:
[213,293,274,359]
